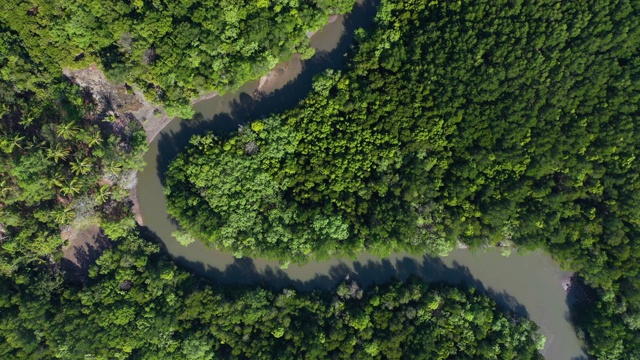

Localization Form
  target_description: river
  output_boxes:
[136,1,586,358]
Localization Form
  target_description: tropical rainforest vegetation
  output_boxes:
[1,0,356,116]
[0,25,147,277]
[1,0,639,358]
[0,227,544,359]
[166,0,640,357]
[1,0,541,358]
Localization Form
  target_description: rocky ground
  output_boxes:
[63,65,173,143]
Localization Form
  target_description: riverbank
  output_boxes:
[62,11,346,234]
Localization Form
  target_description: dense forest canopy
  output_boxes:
[0,228,544,359]
[1,0,356,116]
[1,0,640,358]
[167,0,640,264]
[0,0,355,279]
[0,23,146,278]
[166,0,640,357]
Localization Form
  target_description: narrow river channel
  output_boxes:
[136,1,586,358]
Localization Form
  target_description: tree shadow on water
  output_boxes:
[563,274,597,360]
[154,0,381,185]
[172,251,530,320]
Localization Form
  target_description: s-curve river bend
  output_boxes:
[137,1,586,358]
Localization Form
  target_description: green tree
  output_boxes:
[46,144,70,163]
[70,158,92,175]
[60,179,80,197]
[55,122,79,140]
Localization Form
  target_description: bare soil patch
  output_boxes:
[61,225,112,283]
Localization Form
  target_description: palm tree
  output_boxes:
[19,111,36,127]
[71,158,92,175]
[1,134,24,154]
[52,206,75,224]
[60,179,81,197]
[87,131,102,148]
[25,137,48,151]
[0,104,8,119]
[104,161,123,175]
[46,143,70,163]
[0,179,12,200]
[56,122,79,140]
[103,114,117,123]
[47,172,64,189]
[94,184,112,204]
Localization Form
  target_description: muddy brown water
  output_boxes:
[136,1,586,358]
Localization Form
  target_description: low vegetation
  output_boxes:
[0,25,146,277]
